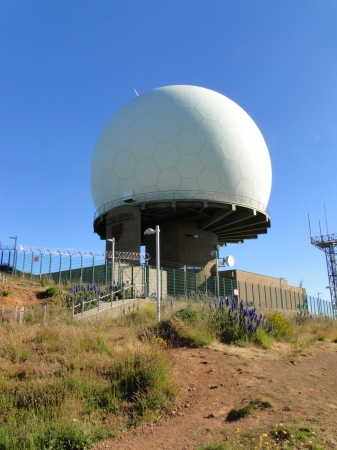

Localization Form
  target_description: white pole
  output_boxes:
[216,250,220,301]
[112,238,115,286]
[156,225,161,321]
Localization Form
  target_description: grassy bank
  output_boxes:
[0,295,336,449]
[0,317,178,449]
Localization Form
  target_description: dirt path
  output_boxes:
[94,343,337,450]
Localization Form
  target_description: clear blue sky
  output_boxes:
[1,1,337,299]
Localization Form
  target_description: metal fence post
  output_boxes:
[58,253,62,285]
[92,256,95,284]
[39,253,43,280]
[48,252,52,281]
[69,254,72,284]
[22,251,26,277]
[257,283,261,309]
[30,252,34,279]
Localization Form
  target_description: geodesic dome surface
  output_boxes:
[90,85,272,214]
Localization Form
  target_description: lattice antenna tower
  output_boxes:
[308,211,337,307]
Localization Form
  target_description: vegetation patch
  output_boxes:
[226,398,272,422]
[140,317,211,348]
[0,320,178,449]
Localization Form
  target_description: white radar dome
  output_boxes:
[90,85,272,213]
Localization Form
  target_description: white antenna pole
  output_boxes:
[308,213,312,241]
[324,202,329,235]
[134,88,139,96]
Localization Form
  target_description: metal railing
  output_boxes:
[93,189,270,220]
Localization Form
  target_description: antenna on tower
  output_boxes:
[308,213,312,241]
[134,88,139,96]
[324,202,329,235]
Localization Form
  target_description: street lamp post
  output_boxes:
[211,245,221,301]
[144,226,160,321]
[106,238,115,302]
[9,236,17,275]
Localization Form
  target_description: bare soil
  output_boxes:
[0,276,48,308]
[94,343,337,450]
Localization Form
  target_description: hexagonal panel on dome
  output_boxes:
[175,129,204,154]
[218,159,242,189]
[179,178,200,191]
[93,186,109,209]
[152,90,173,103]
[217,185,235,195]
[220,113,243,136]
[199,143,226,170]
[153,143,181,169]
[151,119,180,143]
[90,164,103,189]
[131,113,155,134]
[100,145,116,171]
[152,100,178,119]
[239,152,259,180]
[221,135,245,161]
[133,98,156,115]
[114,151,137,179]
[173,107,203,129]
[113,128,135,153]
[91,143,107,168]
[235,178,254,199]
[197,101,223,120]
[197,168,221,191]
[157,168,182,191]
[117,177,141,197]
[133,159,160,188]
[176,154,203,178]
[173,93,200,108]
[130,134,157,160]
[116,110,137,130]
[199,120,226,144]
[97,122,119,148]
[102,170,119,197]
[253,171,267,199]
[141,185,160,195]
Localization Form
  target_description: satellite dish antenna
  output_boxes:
[225,255,235,267]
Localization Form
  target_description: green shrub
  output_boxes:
[196,443,230,450]
[175,305,198,322]
[37,286,58,299]
[253,327,274,349]
[1,290,11,297]
[226,398,272,422]
[145,318,210,348]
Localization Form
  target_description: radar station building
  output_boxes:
[90,85,272,267]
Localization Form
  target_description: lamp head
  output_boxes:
[144,228,156,236]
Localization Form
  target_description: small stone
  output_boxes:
[201,361,208,365]
[204,413,215,419]
[209,385,218,389]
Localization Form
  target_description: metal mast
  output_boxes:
[309,214,337,308]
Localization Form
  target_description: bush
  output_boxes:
[226,398,272,421]
[175,305,198,322]
[143,317,211,348]
[267,312,292,338]
[37,286,58,299]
